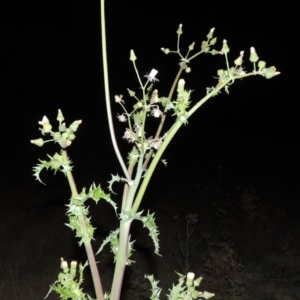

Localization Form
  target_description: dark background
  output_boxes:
[0,1,298,299]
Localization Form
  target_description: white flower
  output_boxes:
[153,140,162,149]
[135,125,144,137]
[235,66,246,75]
[150,105,163,118]
[123,129,136,143]
[116,113,127,122]
[144,69,159,82]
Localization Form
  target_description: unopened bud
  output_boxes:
[70,261,77,276]
[161,48,170,54]
[177,79,185,93]
[57,109,65,123]
[130,49,137,61]
[234,50,244,66]
[177,24,183,35]
[60,258,69,273]
[258,60,266,69]
[250,47,259,62]
[221,39,230,54]
[189,42,195,51]
[69,120,82,132]
[30,138,44,147]
[207,27,215,39]
[186,272,195,286]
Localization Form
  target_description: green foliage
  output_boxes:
[45,258,93,300]
[166,272,214,300]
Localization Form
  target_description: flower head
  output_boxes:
[117,113,127,122]
[144,69,159,82]
[123,129,136,143]
[150,105,163,118]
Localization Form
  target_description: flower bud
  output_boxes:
[57,109,65,123]
[177,24,183,35]
[60,258,69,273]
[53,132,61,141]
[177,79,185,93]
[161,48,170,54]
[130,49,137,61]
[59,123,66,132]
[234,51,244,66]
[258,60,266,69]
[207,27,215,39]
[30,138,44,147]
[250,47,259,62]
[221,39,230,54]
[186,272,195,286]
[189,42,195,51]
[38,116,52,133]
[127,89,135,97]
[70,261,77,276]
[264,66,280,79]
[69,120,82,132]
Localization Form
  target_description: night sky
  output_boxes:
[1,1,296,196]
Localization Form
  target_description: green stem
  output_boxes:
[110,155,144,299]
[132,77,233,213]
[62,150,104,300]
[101,0,131,183]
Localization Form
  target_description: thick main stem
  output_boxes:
[110,220,132,300]
[110,156,144,299]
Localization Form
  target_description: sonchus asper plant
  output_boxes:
[30,0,279,299]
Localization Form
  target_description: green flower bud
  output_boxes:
[69,120,82,132]
[176,23,183,35]
[258,60,266,69]
[201,40,208,51]
[70,261,77,276]
[57,109,65,123]
[60,258,69,273]
[30,138,44,147]
[211,49,219,55]
[193,276,202,287]
[53,132,61,141]
[189,42,195,51]
[217,69,224,76]
[161,47,170,54]
[68,133,76,141]
[59,139,72,148]
[234,51,244,66]
[250,47,259,62]
[62,132,70,139]
[38,116,52,133]
[264,66,280,79]
[221,39,230,54]
[59,123,66,132]
[206,27,215,39]
[130,49,137,61]
[185,67,191,73]
[210,37,217,45]
[127,88,135,97]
